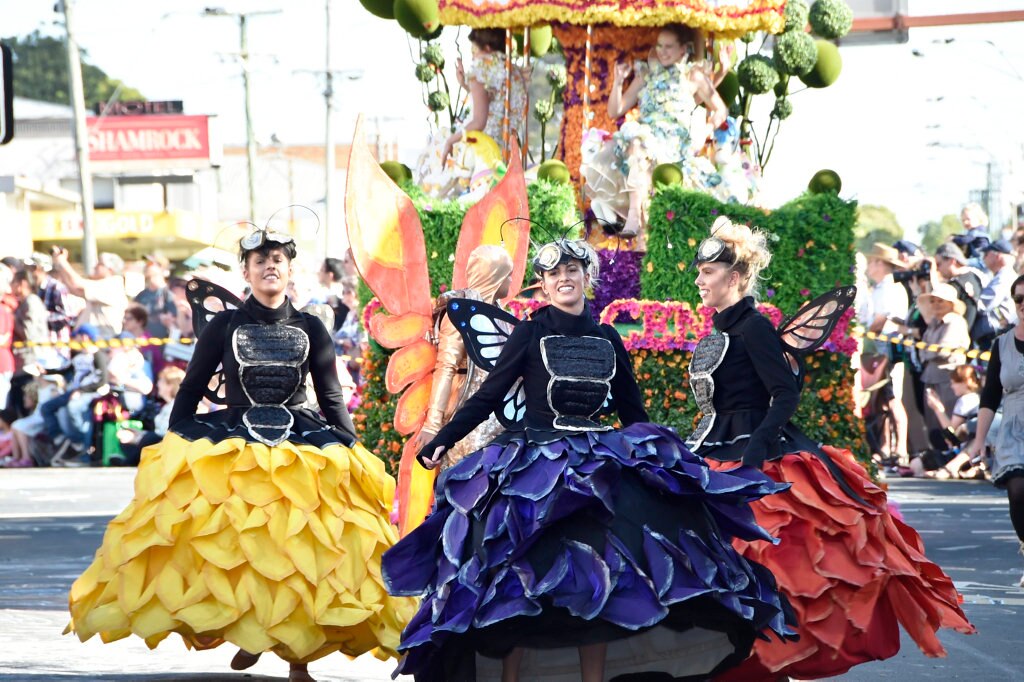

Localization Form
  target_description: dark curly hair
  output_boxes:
[660,23,697,50]
[468,28,506,54]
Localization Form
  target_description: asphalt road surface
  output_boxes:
[1,469,1021,681]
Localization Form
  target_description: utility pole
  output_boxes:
[60,0,97,272]
[298,2,361,258]
[204,7,280,224]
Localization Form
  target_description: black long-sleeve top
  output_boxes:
[169,296,356,439]
[980,332,1024,411]
[423,302,649,454]
[695,297,803,465]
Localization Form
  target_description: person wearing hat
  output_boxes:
[49,248,128,339]
[860,241,910,461]
[917,282,971,443]
[935,242,984,336]
[980,238,1019,335]
[26,253,74,343]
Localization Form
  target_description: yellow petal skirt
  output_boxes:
[67,432,416,663]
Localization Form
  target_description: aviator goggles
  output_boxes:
[532,239,591,274]
[239,229,296,252]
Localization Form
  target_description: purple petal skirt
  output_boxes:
[382,423,796,681]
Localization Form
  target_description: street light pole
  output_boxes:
[204,7,280,224]
[59,0,97,272]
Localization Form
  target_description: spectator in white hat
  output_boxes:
[49,248,128,339]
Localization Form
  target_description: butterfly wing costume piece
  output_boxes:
[345,121,530,535]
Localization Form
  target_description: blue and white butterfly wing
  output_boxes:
[446,298,520,372]
[185,278,243,405]
[446,297,525,429]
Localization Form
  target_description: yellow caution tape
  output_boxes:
[10,336,364,363]
[851,328,990,362]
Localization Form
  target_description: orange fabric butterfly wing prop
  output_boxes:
[345,119,438,527]
[452,139,531,305]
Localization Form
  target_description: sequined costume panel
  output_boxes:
[234,324,309,446]
[686,332,729,450]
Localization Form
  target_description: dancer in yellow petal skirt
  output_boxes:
[66,229,415,681]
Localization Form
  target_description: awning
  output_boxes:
[31,209,215,261]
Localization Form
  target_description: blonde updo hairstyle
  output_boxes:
[711,216,772,299]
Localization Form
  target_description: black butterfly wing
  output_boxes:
[446,298,524,429]
[777,286,857,373]
[185,279,244,405]
[445,298,520,371]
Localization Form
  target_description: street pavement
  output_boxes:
[1,469,1021,681]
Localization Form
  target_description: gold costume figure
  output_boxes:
[421,245,513,468]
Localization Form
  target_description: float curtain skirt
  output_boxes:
[710,447,976,681]
[66,410,416,664]
[382,422,798,681]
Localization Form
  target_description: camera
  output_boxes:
[892,259,931,284]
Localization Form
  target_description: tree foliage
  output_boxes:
[919,214,963,254]
[854,204,903,254]
[3,31,145,107]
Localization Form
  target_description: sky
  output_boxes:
[2,0,1023,238]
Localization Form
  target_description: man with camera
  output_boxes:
[49,247,128,339]
[861,242,911,463]
[935,242,986,347]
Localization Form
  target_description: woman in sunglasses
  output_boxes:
[383,238,795,681]
[687,217,973,681]
[68,231,414,682]
[966,273,1024,587]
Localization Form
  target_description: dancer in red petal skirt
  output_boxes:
[686,216,975,680]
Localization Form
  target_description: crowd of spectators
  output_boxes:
[0,247,364,468]
[858,202,1024,479]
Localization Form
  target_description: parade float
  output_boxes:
[348,0,863,532]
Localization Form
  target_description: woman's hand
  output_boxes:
[455,57,468,89]
[412,429,434,453]
[417,445,446,470]
[442,130,462,161]
[613,61,631,85]
[924,387,944,412]
[964,438,983,462]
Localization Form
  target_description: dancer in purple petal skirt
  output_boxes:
[382,237,796,682]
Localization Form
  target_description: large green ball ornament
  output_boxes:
[809,0,854,40]
[808,169,842,194]
[784,0,810,32]
[423,43,444,68]
[652,163,684,186]
[537,159,570,184]
[427,90,449,112]
[773,31,817,76]
[798,40,842,88]
[380,161,413,184]
[529,25,553,57]
[737,54,779,95]
[359,0,395,20]
[717,71,740,108]
[394,0,440,38]
[415,62,435,82]
[772,97,793,120]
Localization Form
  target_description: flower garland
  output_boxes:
[599,298,858,356]
[438,0,785,35]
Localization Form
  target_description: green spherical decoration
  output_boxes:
[772,97,793,120]
[529,25,553,57]
[380,161,412,184]
[784,0,810,32]
[652,163,684,186]
[773,31,817,76]
[427,90,449,112]
[394,0,440,38]
[423,43,444,68]
[808,168,842,194]
[737,54,779,95]
[359,0,395,20]
[740,32,758,44]
[537,159,570,184]
[809,0,854,40]
[717,71,740,108]
[425,24,444,41]
[798,39,842,88]
[414,62,435,82]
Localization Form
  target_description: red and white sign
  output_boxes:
[86,114,218,170]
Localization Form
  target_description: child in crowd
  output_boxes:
[910,365,985,478]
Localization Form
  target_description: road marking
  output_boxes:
[0,511,119,520]
[935,545,981,551]
[970,529,1012,534]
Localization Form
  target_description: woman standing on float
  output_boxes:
[686,217,974,680]
[67,231,414,681]
[383,237,796,681]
